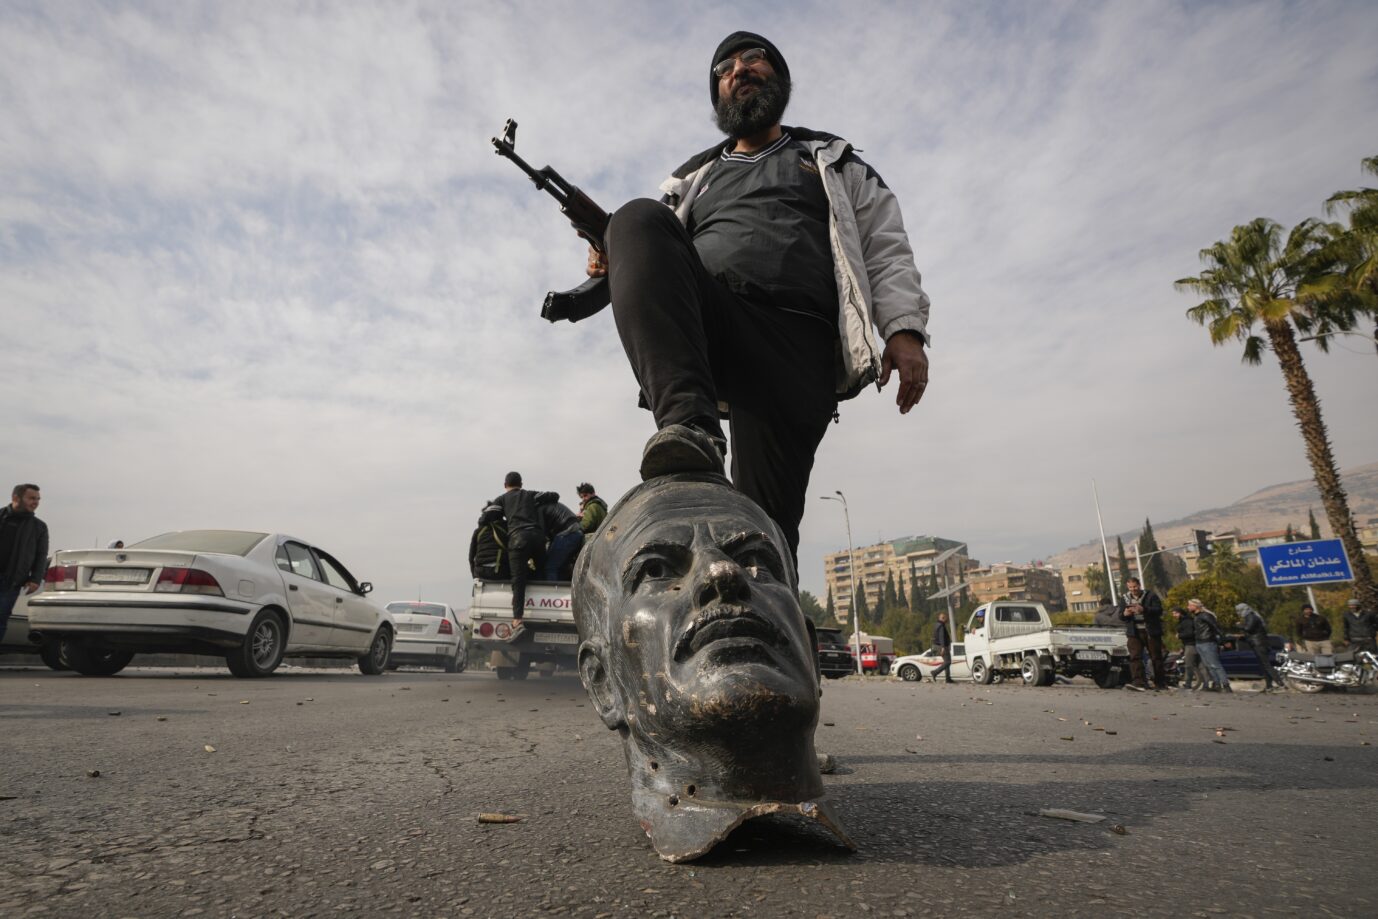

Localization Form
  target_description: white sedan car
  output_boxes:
[893,643,973,683]
[384,601,468,672]
[27,530,393,678]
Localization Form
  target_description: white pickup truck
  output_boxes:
[962,601,1130,688]
[468,579,577,680]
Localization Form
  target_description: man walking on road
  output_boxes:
[588,31,931,565]
[931,612,954,684]
[491,472,545,630]
[1236,603,1282,691]
[1342,598,1378,654]
[1118,577,1165,691]
[0,483,48,640]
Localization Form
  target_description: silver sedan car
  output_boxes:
[384,601,468,672]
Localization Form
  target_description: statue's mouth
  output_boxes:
[673,605,787,663]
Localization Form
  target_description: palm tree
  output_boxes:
[1323,154,1378,355]
[1177,217,1376,610]
[1325,155,1378,297]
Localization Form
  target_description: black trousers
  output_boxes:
[932,646,953,682]
[1247,634,1281,688]
[605,199,838,562]
[1128,630,1166,688]
[507,530,545,619]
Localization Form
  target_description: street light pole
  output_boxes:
[820,491,864,676]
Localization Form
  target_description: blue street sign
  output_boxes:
[1257,539,1354,588]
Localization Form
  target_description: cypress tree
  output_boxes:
[1308,508,1321,540]
[1116,535,1132,589]
[897,577,908,610]
[1139,518,1170,596]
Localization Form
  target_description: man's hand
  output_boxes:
[24,581,38,595]
[586,244,606,278]
[879,330,928,414]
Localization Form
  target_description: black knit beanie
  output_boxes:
[709,31,789,105]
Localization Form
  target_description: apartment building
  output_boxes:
[823,535,970,624]
[965,562,1067,610]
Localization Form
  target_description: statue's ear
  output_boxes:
[578,639,625,730]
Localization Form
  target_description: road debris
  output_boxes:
[477,813,526,824]
[1060,735,1075,741]
[817,753,838,773]
[1110,824,1128,835]
[107,711,120,717]
[204,745,216,753]
[1032,809,1106,824]
[86,769,101,778]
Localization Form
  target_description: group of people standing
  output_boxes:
[468,474,608,629]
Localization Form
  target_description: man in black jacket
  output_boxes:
[1190,599,1231,692]
[469,504,509,581]
[491,472,546,628]
[931,612,954,684]
[1,483,48,641]
[1343,598,1378,653]
[1294,603,1333,654]
[1235,603,1282,690]
[1171,607,1208,691]
[1118,577,1165,691]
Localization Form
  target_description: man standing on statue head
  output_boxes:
[587,30,931,568]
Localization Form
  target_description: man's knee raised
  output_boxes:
[608,198,674,246]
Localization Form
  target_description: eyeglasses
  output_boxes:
[713,47,768,79]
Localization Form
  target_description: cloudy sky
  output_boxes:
[3,0,1376,607]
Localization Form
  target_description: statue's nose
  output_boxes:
[696,557,750,608]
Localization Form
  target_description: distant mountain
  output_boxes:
[1048,461,1378,567]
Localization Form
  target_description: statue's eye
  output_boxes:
[735,545,783,581]
[630,551,685,591]
[641,558,672,580]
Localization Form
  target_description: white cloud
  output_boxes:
[2,0,1376,606]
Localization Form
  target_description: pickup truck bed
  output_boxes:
[468,579,577,680]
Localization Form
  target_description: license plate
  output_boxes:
[91,568,151,584]
[396,623,424,632]
[533,631,577,645]
[1075,650,1108,661]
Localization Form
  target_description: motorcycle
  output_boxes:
[1278,647,1378,693]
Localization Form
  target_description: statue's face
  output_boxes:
[595,482,817,737]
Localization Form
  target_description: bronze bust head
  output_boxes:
[572,472,853,861]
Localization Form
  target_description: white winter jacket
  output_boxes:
[658,126,930,400]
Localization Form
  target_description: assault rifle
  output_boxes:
[491,119,611,323]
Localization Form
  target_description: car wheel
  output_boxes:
[226,610,286,677]
[64,641,134,677]
[444,645,463,673]
[495,667,513,680]
[511,655,532,680]
[899,664,920,682]
[971,656,993,685]
[39,638,69,671]
[878,659,892,676]
[357,627,392,675]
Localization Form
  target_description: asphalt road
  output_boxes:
[2,664,1375,918]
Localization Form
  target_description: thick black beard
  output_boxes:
[714,74,791,139]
